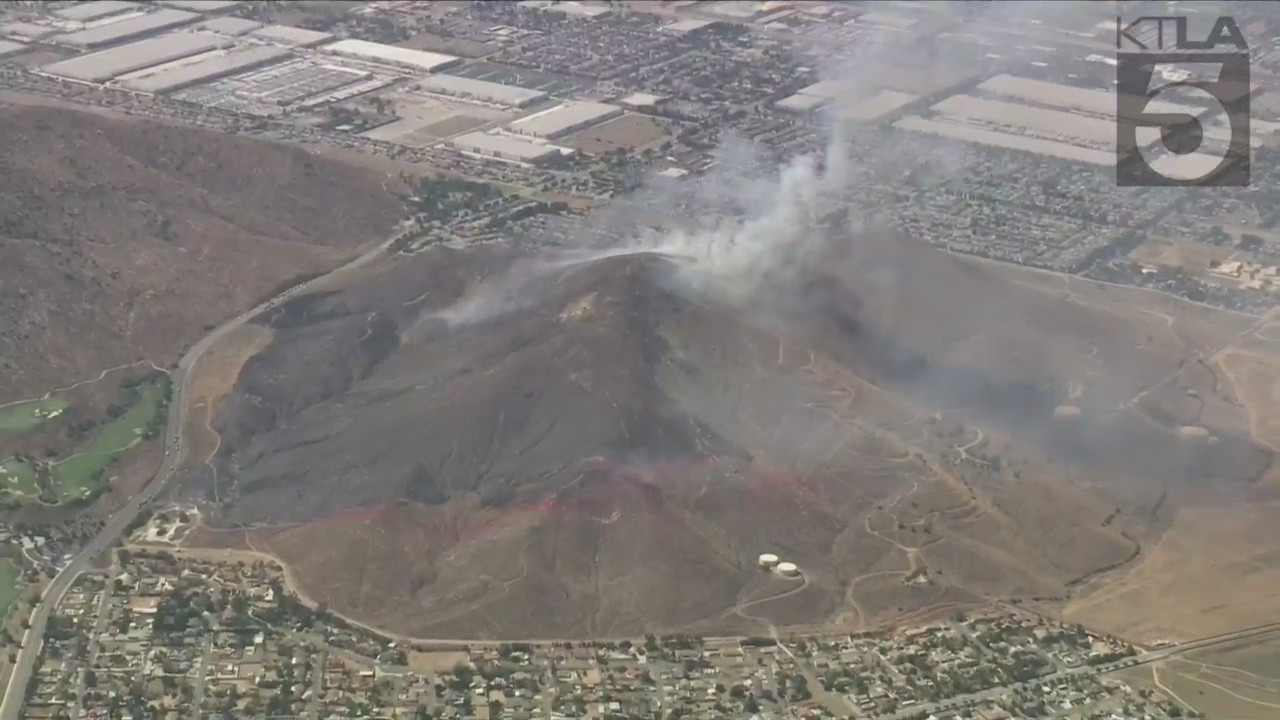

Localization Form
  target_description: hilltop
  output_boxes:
[179,214,1272,639]
[0,104,402,403]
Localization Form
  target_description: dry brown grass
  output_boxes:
[179,324,273,470]
[1065,499,1280,642]
[0,103,401,403]
[562,114,670,155]
[1217,349,1280,453]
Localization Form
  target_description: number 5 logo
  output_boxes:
[1116,52,1250,187]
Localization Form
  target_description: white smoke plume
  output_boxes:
[414,0,1111,331]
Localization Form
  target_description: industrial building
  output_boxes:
[51,8,200,49]
[54,1,141,22]
[450,132,562,165]
[320,39,459,73]
[0,39,28,58]
[195,16,261,36]
[978,74,1199,120]
[619,92,664,109]
[932,94,1115,150]
[776,93,828,113]
[2,22,61,42]
[834,89,919,122]
[663,17,716,35]
[118,44,291,93]
[160,0,242,11]
[42,31,227,83]
[416,73,545,108]
[894,115,1116,166]
[172,57,381,116]
[519,0,613,18]
[508,100,621,139]
[248,24,334,48]
[775,79,843,113]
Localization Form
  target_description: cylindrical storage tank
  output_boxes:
[776,561,800,578]
[758,553,780,570]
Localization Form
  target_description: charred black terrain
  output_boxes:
[184,223,1272,639]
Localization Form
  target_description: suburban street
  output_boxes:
[0,223,412,720]
[877,621,1280,720]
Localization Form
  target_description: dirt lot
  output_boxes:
[1064,498,1280,643]
[179,324,274,473]
[1111,634,1280,720]
[1217,349,1280,453]
[1128,238,1235,276]
[562,114,671,155]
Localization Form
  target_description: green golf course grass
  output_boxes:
[0,560,22,621]
[52,379,169,502]
[0,398,68,434]
[0,459,38,499]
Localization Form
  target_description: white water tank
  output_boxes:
[776,561,800,578]
[757,553,780,570]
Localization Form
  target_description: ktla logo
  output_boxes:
[1115,15,1250,187]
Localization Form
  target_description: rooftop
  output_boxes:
[320,38,459,72]
[451,132,561,162]
[0,39,28,58]
[248,24,334,47]
[509,100,621,138]
[54,1,142,22]
[42,31,226,82]
[159,0,242,10]
[417,73,546,106]
[51,8,201,48]
[195,16,261,36]
[118,44,291,93]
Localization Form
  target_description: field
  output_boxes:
[0,560,22,621]
[563,114,670,155]
[1110,634,1280,720]
[179,323,273,476]
[0,459,38,500]
[52,379,169,502]
[0,398,67,433]
[1128,238,1233,276]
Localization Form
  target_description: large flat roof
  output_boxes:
[0,39,28,58]
[43,31,226,82]
[932,94,1115,149]
[321,39,458,72]
[160,0,242,11]
[54,1,142,22]
[894,116,1116,166]
[249,24,334,47]
[978,74,1200,119]
[1,22,61,41]
[509,100,620,138]
[834,89,919,121]
[418,73,546,106]
[51,8,200,48]
[795,80,842,100]
[451,132,559,162]
[195,16,261,36]
[118,44,291,92]
[776,93,827,112]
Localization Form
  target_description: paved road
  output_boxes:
[878,622,1280,720]
[0,226,411,720]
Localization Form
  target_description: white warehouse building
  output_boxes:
[320,38,459,73]
[508,100,621,139]
[449,132,564,166]
[417,74,546,108]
